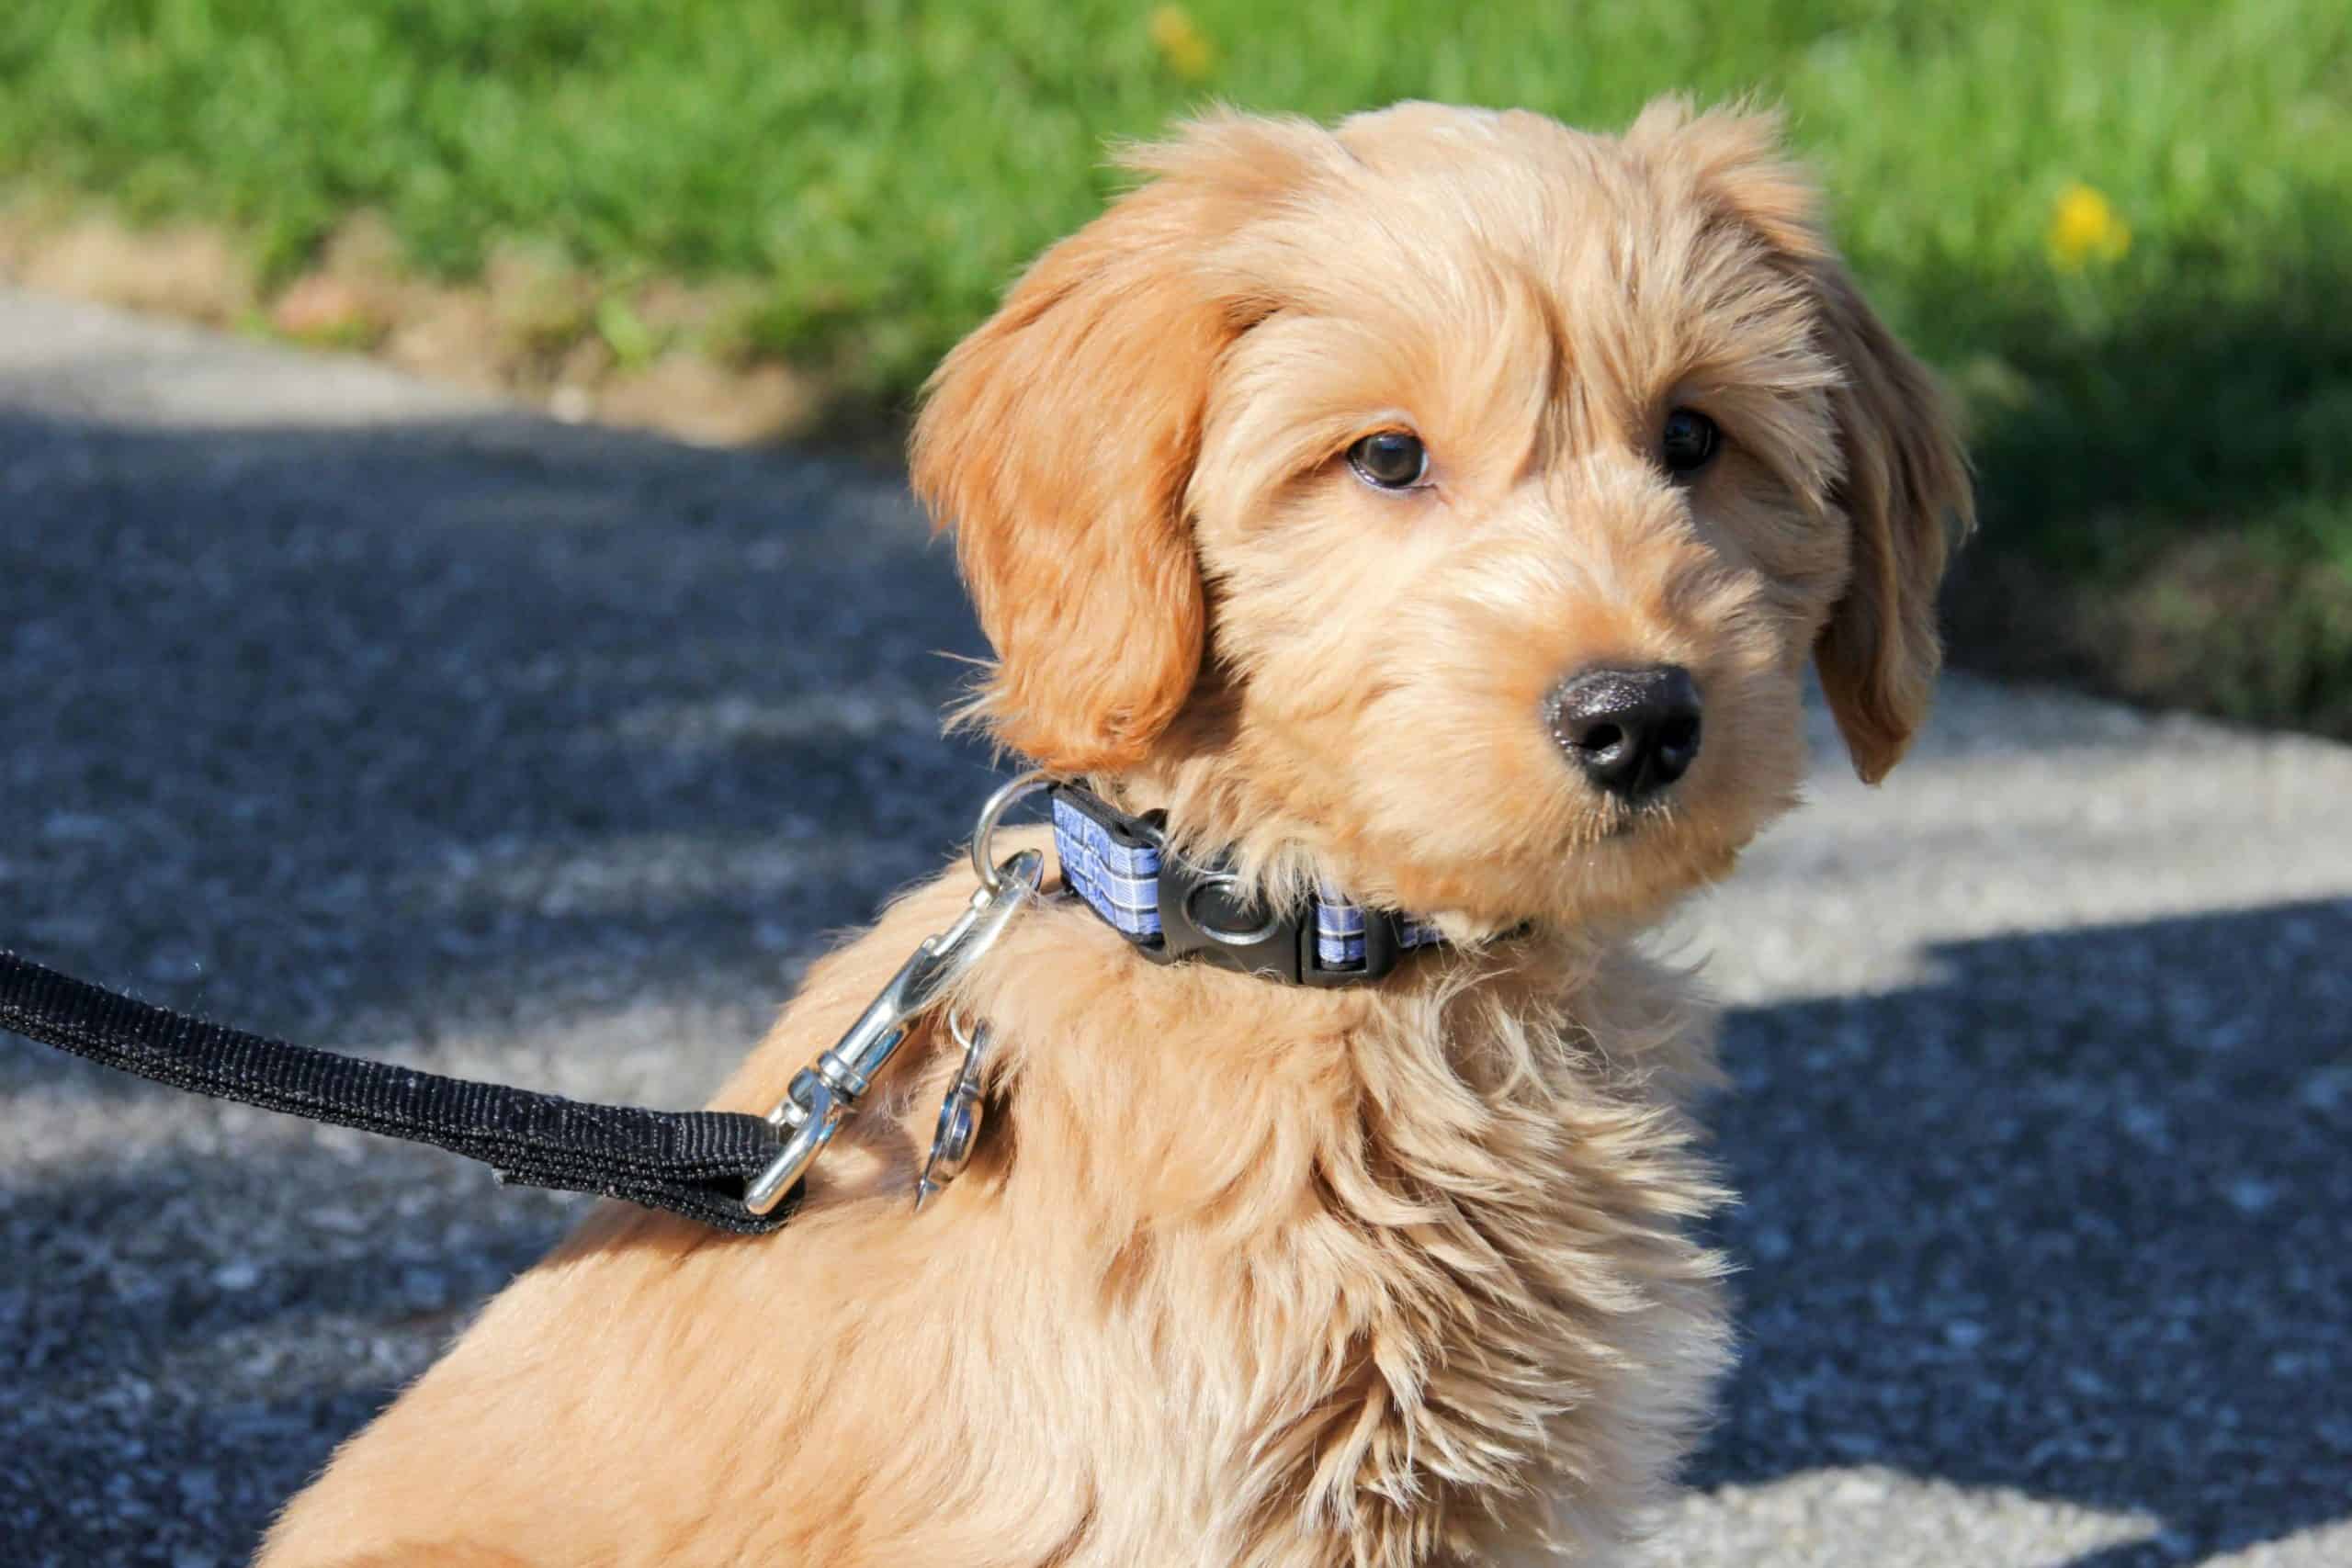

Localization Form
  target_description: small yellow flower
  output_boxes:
[1149,5,1216,83]
[2047,183,2131,271]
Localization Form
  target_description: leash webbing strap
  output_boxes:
[0,951,794,1234]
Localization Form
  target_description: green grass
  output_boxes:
[6,0,2352,726]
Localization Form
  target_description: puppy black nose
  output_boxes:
[1544,665,1703,800]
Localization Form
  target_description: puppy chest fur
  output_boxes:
[928,893,1733,1566]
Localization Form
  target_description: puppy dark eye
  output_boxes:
[1347,431,1429,490]
[1659,408,1721,475]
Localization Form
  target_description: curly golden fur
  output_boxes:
[260,98,1970,1567]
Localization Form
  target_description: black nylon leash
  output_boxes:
[0,950,795,1234]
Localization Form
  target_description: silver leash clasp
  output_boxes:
[742,843,1043,1217]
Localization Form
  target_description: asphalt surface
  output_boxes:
[3,290,2347,1567]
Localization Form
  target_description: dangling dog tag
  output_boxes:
[915,1011,990,1212]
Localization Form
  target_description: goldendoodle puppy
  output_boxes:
[261,97,1970,1568]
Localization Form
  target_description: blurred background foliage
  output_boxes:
[3,0,2348,731]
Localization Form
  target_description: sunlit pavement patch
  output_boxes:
[1645,1468,2159,1565]
[1648,1473,2352,1568]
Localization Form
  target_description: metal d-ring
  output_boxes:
[970,770,1057,893]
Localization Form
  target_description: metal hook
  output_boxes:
[743,847,1041,1217]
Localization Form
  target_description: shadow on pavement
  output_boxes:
[1,408,1000,1074]
[0,1145,566,1565]
[1697,897,2352,1565]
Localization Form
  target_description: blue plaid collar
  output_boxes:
[1047,784,1444,987]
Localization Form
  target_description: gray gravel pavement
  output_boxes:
[4,290,2348,1566]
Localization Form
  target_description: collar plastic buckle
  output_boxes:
[1148,845,1408,986]
[1149,842,1306,984]
[1050,782,1413,987]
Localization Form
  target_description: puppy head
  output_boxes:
[915,100,1972,931]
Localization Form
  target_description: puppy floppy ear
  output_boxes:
[1632,98,1974,783]
[1805,264,1974,782]
[912,117,1314,773]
